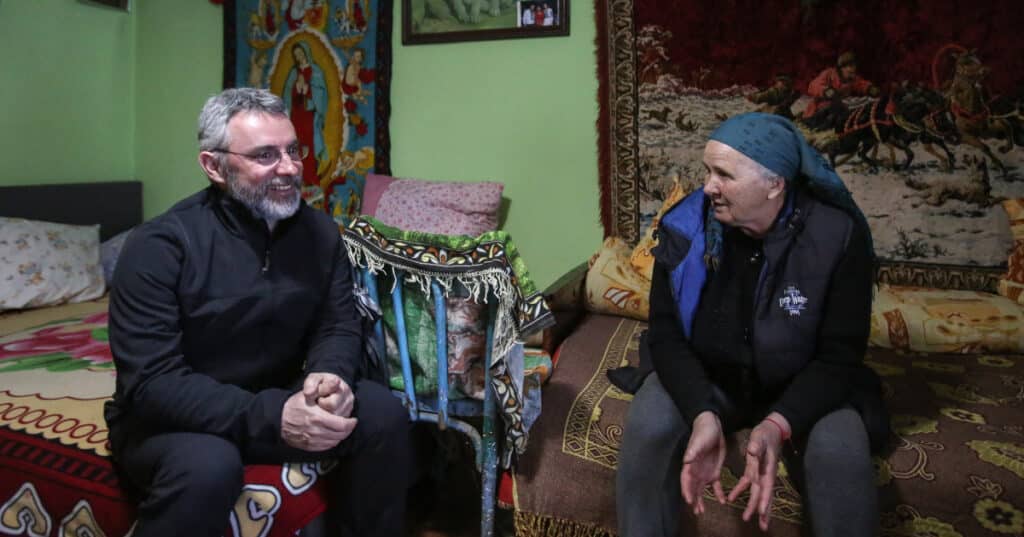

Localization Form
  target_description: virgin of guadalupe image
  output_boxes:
[283,41,327,187]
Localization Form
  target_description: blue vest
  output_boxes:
[653,190,707,340]
[656,188,854,389]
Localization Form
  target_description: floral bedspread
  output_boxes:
[0,299,326,537]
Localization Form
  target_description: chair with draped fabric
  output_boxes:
[342,216,554,537]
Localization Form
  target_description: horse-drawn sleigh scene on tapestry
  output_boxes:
[625,0,1024,275]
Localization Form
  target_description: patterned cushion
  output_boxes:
[0,218,105,311]
[360,172,396,215]
[585,237,651,321]
[869,284,1024,353]
[997,198,1024,304]
[629,179,686,279]
[523,346,555,384]
[363,174,503,237]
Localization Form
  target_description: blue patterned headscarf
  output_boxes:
[703,112,872,267]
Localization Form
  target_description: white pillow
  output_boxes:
[0,217,105,310]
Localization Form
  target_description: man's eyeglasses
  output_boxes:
[213,144,302,167]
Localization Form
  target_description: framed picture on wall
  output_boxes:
[402,0,569,45]
[89,0,131,10]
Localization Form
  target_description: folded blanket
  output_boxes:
[343,216,555,466]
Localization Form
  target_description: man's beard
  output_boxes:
[225,169,302,222]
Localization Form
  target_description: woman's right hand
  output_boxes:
[680,411,727,515]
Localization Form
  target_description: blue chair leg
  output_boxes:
[365,271,499,536]
[391,270,419,421]
[479,299,499,537]
[431,281,450,429]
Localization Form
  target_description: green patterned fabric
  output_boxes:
[376,283,491,398]
[377,284,440,395]
[343,216,555,361]
[343,216,555,466]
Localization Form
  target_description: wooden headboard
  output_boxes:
[0,181,143,241]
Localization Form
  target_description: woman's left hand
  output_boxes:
[728,414,790,531]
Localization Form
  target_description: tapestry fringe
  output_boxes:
[514,512,616,537]
[343,236,521,364]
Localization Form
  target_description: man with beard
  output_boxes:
[104,88,412,537]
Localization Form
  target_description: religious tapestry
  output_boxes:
[224,0,393,227]
[597,0,1024,290]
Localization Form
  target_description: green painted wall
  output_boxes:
[0,0,135,185]
[134,1,601,286]
[133,0,224,218]
[5,0,601,287]
[390,4,602,288]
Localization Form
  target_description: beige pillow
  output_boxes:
[630,178,687,280]
[585,237,651,321]
[997,198,1024,305]
[869,284,1024,353]
[0,218,105,311]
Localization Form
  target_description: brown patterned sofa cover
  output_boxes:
[512,266,1024,537]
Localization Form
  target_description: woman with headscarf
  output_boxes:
[614,112,888,536]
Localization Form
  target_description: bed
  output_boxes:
[510,187,1024,537]
[515,303,1024,537]
[0,182,326,537]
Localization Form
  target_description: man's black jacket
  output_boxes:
[104,186,362,452]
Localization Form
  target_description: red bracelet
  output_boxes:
[764,416,790,441]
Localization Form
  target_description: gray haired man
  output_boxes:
[105,88,412,537]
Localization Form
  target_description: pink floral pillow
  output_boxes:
[364,174,503,237]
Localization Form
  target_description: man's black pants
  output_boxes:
[114,381,412,537]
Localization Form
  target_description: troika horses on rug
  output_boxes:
[605,0,1024,277]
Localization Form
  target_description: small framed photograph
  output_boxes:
[403,0,569,45]
[90,0,131,10]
